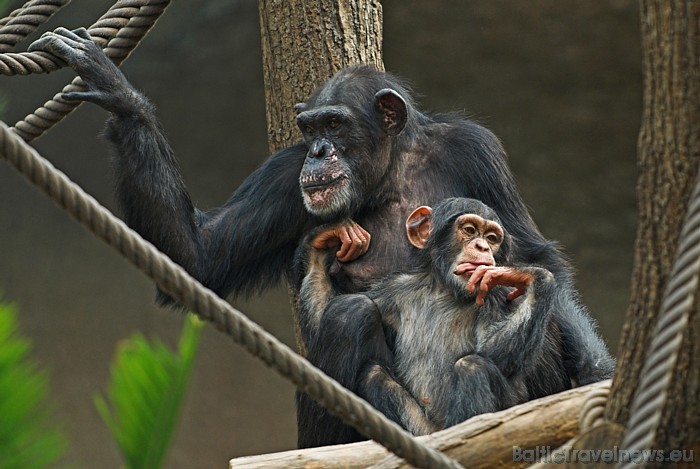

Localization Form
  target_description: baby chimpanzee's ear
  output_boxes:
[405,206,433,249]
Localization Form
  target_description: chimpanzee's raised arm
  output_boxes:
[471,266,556,377]
[296,220,371,346]
[30,28,613,394]
[30,28,312,299]
[194,145,311,298]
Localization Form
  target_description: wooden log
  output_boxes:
[230,380,610,468]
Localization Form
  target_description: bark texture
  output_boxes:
[606,0,700,457]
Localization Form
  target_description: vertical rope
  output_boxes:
[616,172,700,468]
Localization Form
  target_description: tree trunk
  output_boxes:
[258,0,384,354]
[605,0,700,457]
[258,0,383,155]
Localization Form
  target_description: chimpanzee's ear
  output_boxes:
[375,89,407,136]
[406,206,433,249]
[294,102,308,114]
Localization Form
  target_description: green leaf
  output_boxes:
[0,301,67,469]
[95,314,203,469]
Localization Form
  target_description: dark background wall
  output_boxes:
[0,0,640,466]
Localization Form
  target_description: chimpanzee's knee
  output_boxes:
[307,294,391,388]
[317,293,383,341]
[298,294,384,449]
[445,354,519,426]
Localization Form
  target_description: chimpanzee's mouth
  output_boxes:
[300,172,346,190]
[300,174,350,214]
[454,261,493,276]
[303,178,347,203]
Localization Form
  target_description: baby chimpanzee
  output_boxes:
[296,198,571,447]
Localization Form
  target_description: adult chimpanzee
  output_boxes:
[295,198,571,446]
[30,27,613,437]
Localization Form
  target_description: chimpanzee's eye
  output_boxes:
[486,233,501,245]
[462,224,477,236]
[304,125,314,135]
[328,118,340,130]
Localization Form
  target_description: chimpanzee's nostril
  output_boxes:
[309,139,331,159]
[311,142,324,158]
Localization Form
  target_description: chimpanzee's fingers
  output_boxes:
[52,27,86,42]
[350,223,370,257]
[28,33,80,62]
[337,225,367,262]
[311,220,369,261]
[333,220,368,262]
[355,223,371,246]
[506,287,526,301]
[343,227,363,261]
[44,28,84,48]
[72,27,92,41]
[354,223,372,257]
[310,229,340,250]
[466,265,488,292]
[475,270,496,305]
[29,27,133,116]
[27,34,58,52]
[335,227,353,260]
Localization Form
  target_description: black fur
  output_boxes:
[30,27,614,445]
[296,294,391,447]
[297,198,576,446]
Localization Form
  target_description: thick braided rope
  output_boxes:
[578,381,610,432]
[4,0,170,142]
[616,173,700,468]
[0,121,462,469]
[0,0,69,52]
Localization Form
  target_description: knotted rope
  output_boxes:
[0,0,69,52]
[1,0,171,142]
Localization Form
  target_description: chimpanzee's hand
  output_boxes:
[458,265,535,306]
[310,219,371,262]
[28,27,140,115]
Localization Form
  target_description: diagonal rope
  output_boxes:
[2,0,171,142]
[615,171,700,468]
[0,121,463,469]
[0,0,70,52]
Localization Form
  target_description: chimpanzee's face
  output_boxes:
[294,73,408,220]
[296,104,358,219]
[449,213,504,274]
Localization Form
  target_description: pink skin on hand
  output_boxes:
[311,221,371,262]
[454,264,533,306]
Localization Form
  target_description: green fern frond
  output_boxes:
[0,302,67,469]
[94,314,203,469]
